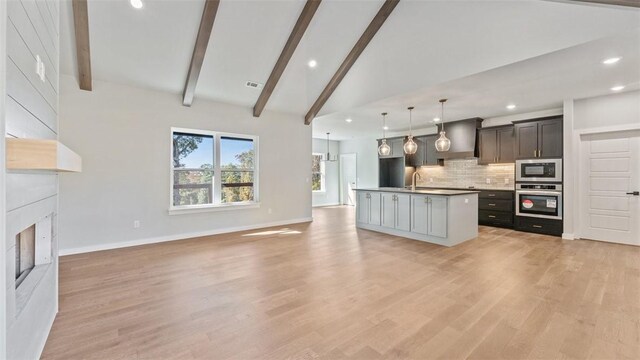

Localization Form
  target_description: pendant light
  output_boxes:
[323,132,337,162]
[435,99,451,152]
[378,112,391,156]
[403,106,418,155]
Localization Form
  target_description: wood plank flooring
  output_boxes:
[42,207,640,359]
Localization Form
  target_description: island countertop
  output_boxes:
[355,187,479,196]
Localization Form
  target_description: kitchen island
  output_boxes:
[355,187,479,247]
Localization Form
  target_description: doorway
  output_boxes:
[340,153,357,206]
[579,130,640,245]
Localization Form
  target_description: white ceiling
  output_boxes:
[314,28,640,140]
[59,0,640,136]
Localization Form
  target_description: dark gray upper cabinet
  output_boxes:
[538,119,563,158]
[514,117,562,159]
[478,125,514,165]
[497,126,515,163]
[478,128,497,165]
[377,137,405,159]
[406,135,442,167]
[424,135,441,166]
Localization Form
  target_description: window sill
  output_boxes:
[168,202,261,215]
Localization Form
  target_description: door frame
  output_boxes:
[339,153,357,206]
[576,126,640,242]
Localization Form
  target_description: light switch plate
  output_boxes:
[486,178,491,184]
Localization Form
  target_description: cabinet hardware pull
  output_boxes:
[533,150,536,157]
[488,203,496,206]
[488,194,496,197]
[532,225,542,228]
[488,215,496,218]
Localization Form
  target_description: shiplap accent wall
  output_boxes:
[5,1,60,359]
[1,1,9,357]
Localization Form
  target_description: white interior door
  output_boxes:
[340,154,357,206]
[580,131,640,245]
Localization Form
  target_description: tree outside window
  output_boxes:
[312,153,325,192]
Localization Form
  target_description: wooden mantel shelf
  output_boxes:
[6,139,82,172]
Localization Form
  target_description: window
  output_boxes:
[171,128,258,211]
[312,153,325,192]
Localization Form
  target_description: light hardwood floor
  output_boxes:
[42,207,639,359]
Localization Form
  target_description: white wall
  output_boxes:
[563,90,640,239]
[0,1,7,357]
[339,137,379,189]
[312,138,340,206]
[58,76,312,254]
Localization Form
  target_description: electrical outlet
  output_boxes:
[133,220,140,229]
[464,198,469,204]
[429,178,434,183]
[504,178,509,185]
[268,208,273,214]
[486,178,491,184]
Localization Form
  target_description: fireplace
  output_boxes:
[13,215,53,289]
[15,225,36,287]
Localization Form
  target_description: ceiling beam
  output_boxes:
[304,0,399,125]
[567,0,640,7]
[183,0,220,107]
[72,0,92,91]
[253,0,322,117]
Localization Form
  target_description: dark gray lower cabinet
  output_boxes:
[478,190,514,228]
[515,216,562,236]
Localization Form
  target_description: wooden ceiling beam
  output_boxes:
[72,0,92,91]
[253,0,322,117]
[304,0,399,125]
[567,0,640,7]
[183,0,220,107]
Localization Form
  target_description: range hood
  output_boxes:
[436,117,483,159]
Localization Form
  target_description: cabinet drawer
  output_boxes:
[479,210,513,224]
[479,198,513,212]
[515,216,562,236]
[479,190,513,200]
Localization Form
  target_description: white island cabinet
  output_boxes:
[355,188,479,247]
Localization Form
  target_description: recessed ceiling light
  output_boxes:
[383,126,389,130]
[433,117,440,122]
[130,0,143,9]
[602,57,621,65]
[506,104,517,110]
[345,118,352,123]
[611,85,625,91]
[308,60,317,68]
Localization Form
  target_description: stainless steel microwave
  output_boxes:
[516,159,562,183]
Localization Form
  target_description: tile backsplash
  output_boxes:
[415,159,515,190]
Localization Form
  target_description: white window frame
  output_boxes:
[312,152,326,193]
[169,127,260,215]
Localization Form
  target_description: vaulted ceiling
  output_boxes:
[59,0,640,132]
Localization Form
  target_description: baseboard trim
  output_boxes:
[562,233,575,240]
[312,203,341,208]
[59,217,314,256]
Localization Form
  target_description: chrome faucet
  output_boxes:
[411,171,422,192]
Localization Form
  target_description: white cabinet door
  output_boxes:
[381,193,396,229]
[396,194,411,231]
[369,192,382,226]
[411,195,429,235]
[428,196,448,238]
[356,192,369,224]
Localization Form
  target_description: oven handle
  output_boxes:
[516,190,562,196]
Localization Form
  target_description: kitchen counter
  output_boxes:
[355,188,478,247]
[414,186,514,192]
[355,187,479,196]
